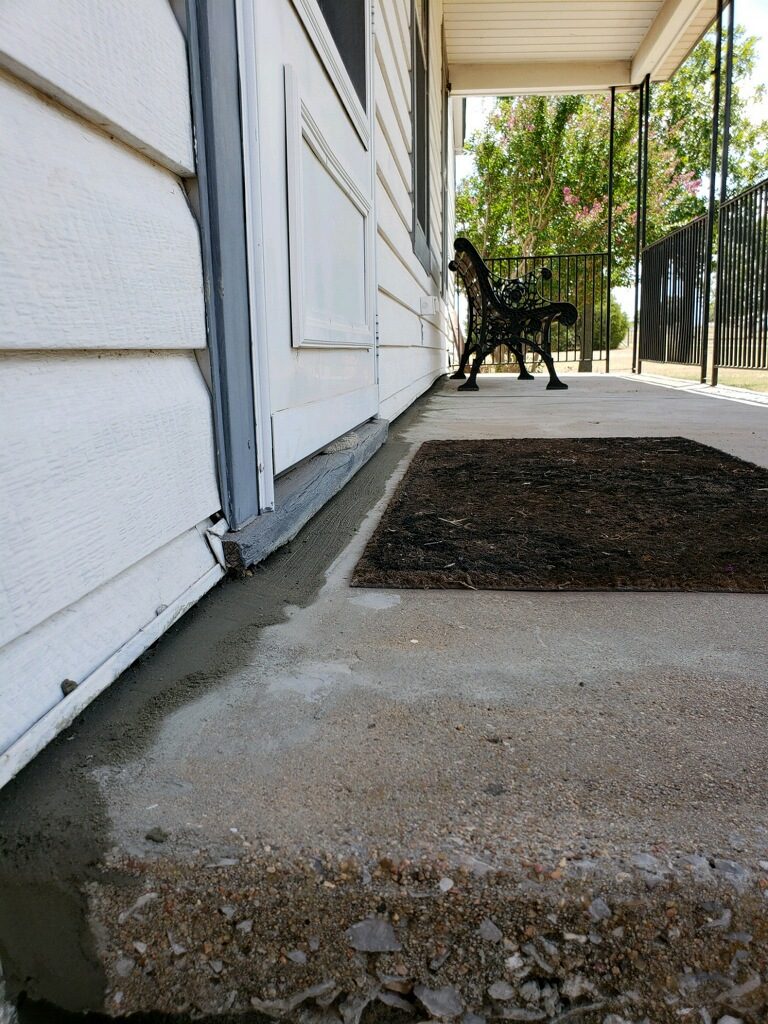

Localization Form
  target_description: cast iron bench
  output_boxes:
[449,237,577,391]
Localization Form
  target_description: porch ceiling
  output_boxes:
[445,0,718,95]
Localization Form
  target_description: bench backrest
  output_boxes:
[452,237,579,323]
[451,237,491,320]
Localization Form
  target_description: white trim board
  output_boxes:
[235,0,276,512]
[449,60,632,96]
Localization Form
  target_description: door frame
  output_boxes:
[185,0,275,523]
[235,0,276,509]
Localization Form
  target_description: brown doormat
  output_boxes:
[351,437,768,592]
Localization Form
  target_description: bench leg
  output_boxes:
[542,349,568,390]
[457,351,483,391]
[451,310,476,379]
[538,324,568,389]
[510,344,534,380]
[511,333,568,390]
[449,341,472,379]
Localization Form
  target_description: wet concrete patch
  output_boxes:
[0,395,428,1016]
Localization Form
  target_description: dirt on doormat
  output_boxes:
[351,437,768,592]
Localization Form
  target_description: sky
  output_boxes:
[455,0,768,186]
[740,0,768,119]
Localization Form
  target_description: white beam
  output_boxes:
[449,60,631,97]
[631,0,713,83]
[450,95,465,154]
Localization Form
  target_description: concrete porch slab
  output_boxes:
[1,375,767,1023]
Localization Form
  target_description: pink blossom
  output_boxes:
[670,169,703,196]
[563,186,581,206]
[572,196,606,223]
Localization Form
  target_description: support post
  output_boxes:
[578,253,594,372]
[701,0,724,383]
[637,74,651,375]
[631,76,648,374]
[606,85,616,373]
[712,0,735,387]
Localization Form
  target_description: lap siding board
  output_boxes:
[0,2,223,782]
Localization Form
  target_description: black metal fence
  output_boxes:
[715,177,768,370]
[455,252,609,366]
[639,215,708,366]
[639,177,768,376]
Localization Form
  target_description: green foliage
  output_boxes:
[653,31,768,201]
[607,297,630,349]
[456,27,768,286]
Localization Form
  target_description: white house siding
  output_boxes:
[0,0,195,175]
[0,4,222,779]
[374,0,452,424]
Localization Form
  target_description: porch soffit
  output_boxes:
[445,0,718,95]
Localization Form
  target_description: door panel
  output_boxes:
[284,65,372,349]
[239,0,378,474]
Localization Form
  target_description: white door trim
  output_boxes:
[235,0,276,510]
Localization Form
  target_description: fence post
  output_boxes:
[578,254,594,372]
[605,86,616,374]
[712,0,735,386]
[701,0,724,383]
[632,75,650,373]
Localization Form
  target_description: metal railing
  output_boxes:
[715,177,768,371]
[639,177,768,377]
[489,253,609,364]
[638,215,708,366]
[454,252,609,366]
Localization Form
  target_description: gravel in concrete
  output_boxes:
[1,375,767,1023]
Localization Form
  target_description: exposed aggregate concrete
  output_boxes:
[2,377,768,1023]
[91,847,768,1022]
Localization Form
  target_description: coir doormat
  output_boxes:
[351,437,768,592]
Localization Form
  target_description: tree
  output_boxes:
[606,297,630,349]
[456,27,768,285]
[653,30,768,203]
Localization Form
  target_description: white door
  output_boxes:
[237,0,378,476]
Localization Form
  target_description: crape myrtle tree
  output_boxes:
[456,27,768,288]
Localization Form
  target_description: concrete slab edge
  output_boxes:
[615,373,768,409]
[222,418,389,570]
